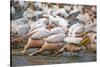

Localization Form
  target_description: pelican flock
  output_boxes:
[11,0,96,56]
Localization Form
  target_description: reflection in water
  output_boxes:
[11,48,96,66]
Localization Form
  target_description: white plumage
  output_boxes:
[34,2,42,10]
[45,34,66,43]
[11,2,96,49]
[68,23,84,37]
[55,16,69,33]
[23,8,34,18]
[31,28,50,39]
[64,37,82,44]
[50,27,65,35]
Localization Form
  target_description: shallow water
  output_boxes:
[11,7,96,67]
[11,48,96,66]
